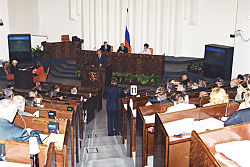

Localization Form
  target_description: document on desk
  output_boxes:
[132,109,136,117]
[195,117,224,130]
[144,114,155,124]
[0,161,29,167]
[215,140,250,167]
[164,117,224,142]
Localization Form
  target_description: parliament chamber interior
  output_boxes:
[0,0,250,167]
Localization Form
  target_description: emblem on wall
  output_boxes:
[89,72,98,81]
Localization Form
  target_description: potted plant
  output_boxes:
[32,45,48,59]
[187,62,204,74]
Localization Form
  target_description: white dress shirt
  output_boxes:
[141,48,151,54]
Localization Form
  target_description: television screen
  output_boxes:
[8,35,31,52]
[204,46,225,67]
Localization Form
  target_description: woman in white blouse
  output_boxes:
[141,43,151,54]
[167,91,196,113]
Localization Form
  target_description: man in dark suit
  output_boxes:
[100,41,111,52]
[93,49,106,67]
[103,77,123,136]
[117,43,128,53]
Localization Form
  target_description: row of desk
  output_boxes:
[3,85,102,167]
[119,90,242,167]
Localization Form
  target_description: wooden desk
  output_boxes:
[190,122,250,167]
[42,40,83,59]
[152,102,239,167]
[0,138,54,167]
[126,99,154,157]
[13,115,69,167]
[119,95,149,142]
[25,105,76,166]
[59,85,102,111]
[14,70,33,89]
[76,50,164,82]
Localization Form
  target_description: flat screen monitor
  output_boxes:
[8,34,31,52]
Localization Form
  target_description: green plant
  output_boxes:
[75,70,81,78]
[187,62,204,73]
[112,72,161,86]
[124,73,136,83]
[32,45,48,58]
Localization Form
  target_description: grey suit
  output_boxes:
[0,118,42,144]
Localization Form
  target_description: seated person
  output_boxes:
[199,91,209,98]
[141,43,151,54]
[238,91,250,110]
[117,43,128,53]
[2,88,14,99]
[224,108,250,126]
[49,85,64,100]
[0,99,42,144]
[67,87,81,98]
[193,79,208,92]
[176,83,187,94]
[10,60,19,74]
[226,78,239,92]
[203,88,229,106]
[237,74,244,83]
[93,49,107,67]
[100,41,111,52]
[33,62,46,86]
[13,95,32,116]
[167,91,196,113]
[214,77,224,88]
[122,87,131,98]
[153,87,170,104]
[235,81,248,101]
[181,74,189,87]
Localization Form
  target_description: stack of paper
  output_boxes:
[144,114,155,124]
[215,140,250,167]
[163,118,224,139]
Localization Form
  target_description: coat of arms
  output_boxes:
[89,72,98,81]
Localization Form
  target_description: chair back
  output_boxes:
[149,48,153,55]
[128,47,132,53]
[38,66,50,83]
[61,35,69,42]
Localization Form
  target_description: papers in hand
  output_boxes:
[144,114,155,124]
[215,140,250,167]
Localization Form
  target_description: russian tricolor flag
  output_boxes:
[125,26,130,48]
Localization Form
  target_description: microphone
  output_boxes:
[223,99,241,121]
[42,99,55,109]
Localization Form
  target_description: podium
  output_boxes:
[81,64,112,91]
[14,70,33,89]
